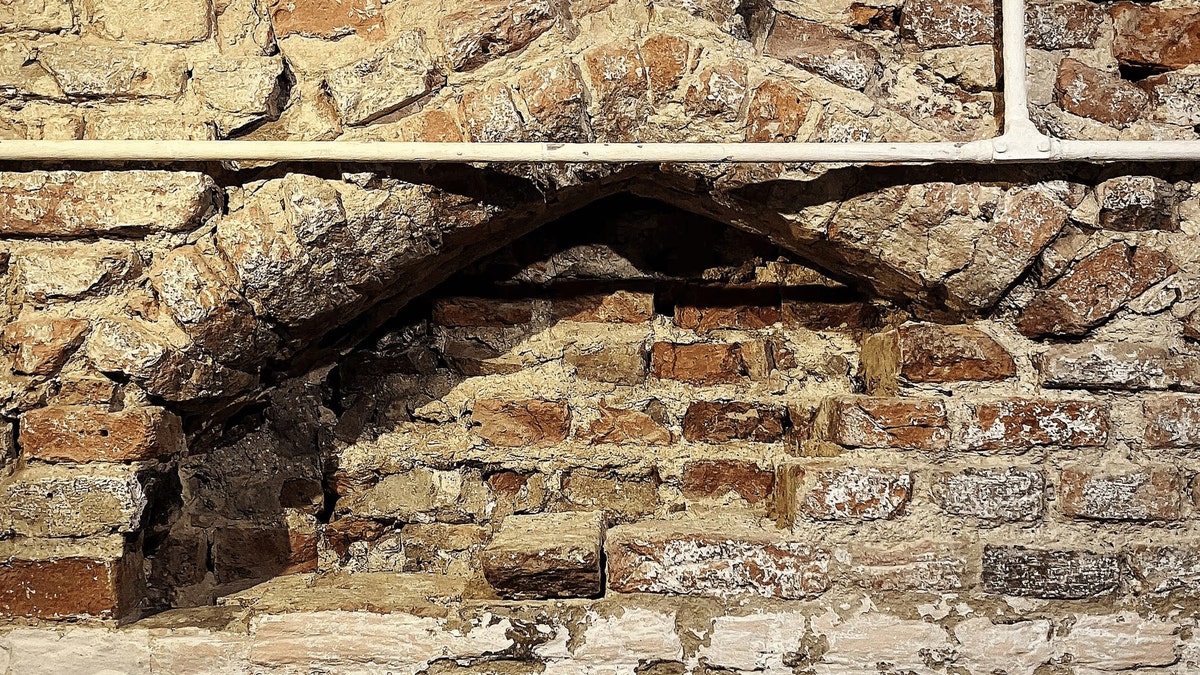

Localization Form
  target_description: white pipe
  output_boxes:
[1000,0,1036,136]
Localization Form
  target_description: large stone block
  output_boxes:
[82,0,212,43]
[1111,2,1200,73]
[863,323,1015,392]
[0,536,142,620]
[1038,342,1181,390]
[472,399,570,447]
[1055,58,1148,127]
[482,511,603,599]
[0,0,73,31]
[901,0,995,48]
[2,314,89,376]
[681,401,787,443]
[21,405,184,463]
[1096,176,1180,231]
[325,33,441,126]
[0,463,147,538]
[36,43,189,99]
[765,14,880,90]
[438,0,559,71]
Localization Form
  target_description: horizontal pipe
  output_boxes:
[0,139,999,164]
[1055,140,1200,162]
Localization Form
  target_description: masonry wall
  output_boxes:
[2,0,1200,671]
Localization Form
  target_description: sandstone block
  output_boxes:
[338,467,490,524]
[0,171,216,236]
[565,342,648,385]
[433,297,534,326]
[2,315,88,376]
[982,546,1119,598]
[1096,176,1179,232]
[1111,2,1200,73]
[82,0,212,43]
[0,463,146,537]
[514,58,588,142]
[326,33,441,126]
[193,57,285,133]
[606,522,830,599]
[21,405,184,464]
[473,399,570,447]
[1055,58,1148,127]
[681,401,787,443]
[0,0,73,31]
[439,0,558,71]
[1144,69,1200,127]
[841,541,968,592]
[778,464,913,522]
[1143,395,1200,448]
[642,33,690,102]
[1038,342,1178,390]
[863,323,1015,392]
[931,467,1045,521]
[0,536,141,620]
[822,396,949,450]
[482,511,603,599]
[901,0,994,49]
[1019,243,1174,337]
[683,60,748,122]
[270,0,384,38]
[37,43,188,99]
[1125,545,1200,593]
[962,398,1108,450]
[765,14,880,90]
[1059,466,1183,521]
[650,342,749,384]
[582,404,671,445]
[14,242,140,302]
[580,40,650,139]
[1057,613,1181,671]
[401,523,487,574]
[562,469,658,521]
[744,79,811,143]
[551,291,653,323]
[781,300,876,330]
[1025,0,1103,50]
[681,460,775,504]
[674,302,781,333]
[459,81,525,142]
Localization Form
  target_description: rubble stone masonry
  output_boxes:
[1,0,1200,670]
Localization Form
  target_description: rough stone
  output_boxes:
[13,242,140,302]
[778,464,913,522]
[1038,342,1177,390]
[863,323,1015,391]
[1143,394,1200,448]
[582,403,671,445]
[674,303,781,333]
[325,33,441,126]
[1058,613,1181,670]
[962,398,1109,450]
[681,460,775,503]
[684,60,748,122]
[0,0,73,32]
[482,511,603,599]
[1025,0,1104,50]
[1111,2,1200,73]
[1059,466,1184,521]
[606,522,830,599]
[2,314,89,376]
[1055,58,1148,127]
[901,0,994,49]
[932,467,1045,521]
[270,0,384,39]
[681,401,787,443]
[822,396,949,450]
[473,399,570,447]
[434,298,534,326]
[744,80,812,143]
[650,342,749,385]
[1096,176,1180,232]
[841,541,967,592]
[82,0,212,43]
[1125,545,1200,593]
[36,43,189,99]
[765,14,880,90]
[982,546,1120,599]
[21,405,184,463]
[565,342,648,385]
[438,0,558,71]
[0,463,146,538]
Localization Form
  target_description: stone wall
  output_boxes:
[2,0,1200,670]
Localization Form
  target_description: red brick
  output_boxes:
[552,290,653,323]
[864,323,1015,392]
[674,303,781,333]
[1018,243,1175,337]
[1143,395,1200,448]
[1055,58,1148,127]
[982,546,1119,599]
[606,521,830,599]
[681,460,775,504]
[778,464,914,522]
[432,297,533,327]
[2,314,89,376]
[0,541,142,619]
[1111,2,1200,73]
[782,300,876,330]
[822,396,949,450]
[932,467,1045,521]
[21,405,184,463]
[1059,466,1184,521]
[962,398,1108,450]
[473,399,571,447]
[650,342,749,385]
[581,403,671,445]
[682,401,787,443]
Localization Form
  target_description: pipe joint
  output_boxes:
[992,128,1055,162]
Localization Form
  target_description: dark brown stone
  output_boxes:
[482,512,603,600]
[901,0,995,49]
[681,401,787,443]
[650,342,749,384]
[681,460,776,503]
[982,546,1120,599]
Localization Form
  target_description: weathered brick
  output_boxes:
[1055,58,1148,127]
[822,396,949,450]
[562,469,658,521]
[270,0,384,38]
[0,463,146,538]
[681,460,775,503]
[982,546,1119,599]
[21,405,184,463]
[472,399,570,447]
[565,342,648,385]
[682,401,787,443]
[438,0,559,71]
[778,464,913,522]
[650,342,750,384]
[1059,466,1183,521]
[841,541,968,592]
[606,522,830,599]
[433,297,534,327]
[765,14,880,90]
[0,536,141,620]
[552,290,653,323]
[1025,0,1104,50]
[674,303,781,333]
[932,467,1045,521]
[2,314,89,376]
[863,323,1015,392]
[961,398,1108,450]
[1018,243,1175,337]
[13,242,141,303]
[1039,342,1180,390]
[325,33,441,126]
[581,403,671,445]
[1141,395,1200,448]
[781,300,876,330]
[401,523,488,574]
[1111,2,1200,73]
[1097,176,1180,232]
[1125,545,1200,593]
[0,171,214,236]
[901,0,995,49]
[483,511,603,599]
[744,79,811,143]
